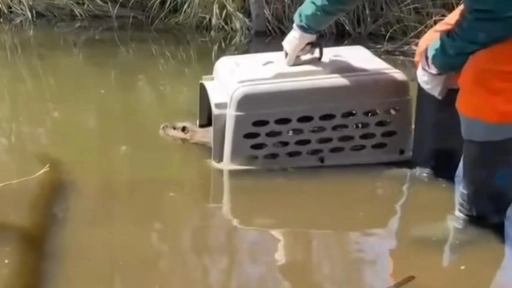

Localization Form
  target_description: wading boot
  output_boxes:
[411,167,436,182]
[410,156,491,247]
[410,214,503,266]
[410,214,486,244]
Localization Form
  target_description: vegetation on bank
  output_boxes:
[0,0,460,45]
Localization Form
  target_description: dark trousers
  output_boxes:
[459,137,512,228]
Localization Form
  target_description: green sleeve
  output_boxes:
[431,2,512,74]
[293,0,361,34]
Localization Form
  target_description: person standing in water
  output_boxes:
[282,0,512,258]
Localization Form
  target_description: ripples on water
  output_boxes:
[0,27,507,288]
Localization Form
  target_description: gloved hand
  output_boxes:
[416,65,449,99]
[282,24,317,66]
[416,40,453,99]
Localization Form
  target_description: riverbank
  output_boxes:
[0,0,459,44]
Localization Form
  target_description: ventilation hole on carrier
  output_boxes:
[243,132,260,139]
[275,118,292,125]
[319,114,336,121]
[359,133,376,140]
[375,120,391,127]
[363,109,379,117]
[263,153,279,160]
[385,107,400,115]
[371,142,388,149]
[399,149,405,155]
[332,124,349,131]
[265,130,282,137]
[288,128,304,136]
[381,130,397,138]
[316,137,333,144]
[273,141,290,148]
[341,110,357,118]
[294,139,312,146]
[286,151,302,158]
[350,145,366,151]
[309,126,326,133]
[338,135,355,142]
[307,149,323,156]
[297,116,314,123]
[250,143,267,150]
[329,147,345,153]
[252,120,269,127]
[318,156,325,164]
[353,122,370,129]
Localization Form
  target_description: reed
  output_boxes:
[0,0,461,44]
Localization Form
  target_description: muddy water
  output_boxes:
[0,27,507,288]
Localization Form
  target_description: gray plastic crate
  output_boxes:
[198,45,412,170]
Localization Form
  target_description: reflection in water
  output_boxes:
[191,167,512,288]
[309,172,409,288]
[0,26,508,288]
[272,173,411,288]
[187,168,414,288]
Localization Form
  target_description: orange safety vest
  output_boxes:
[457,36,512,123]
[415,5,512,124]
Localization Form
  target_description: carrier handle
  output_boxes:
[285,41,324,65]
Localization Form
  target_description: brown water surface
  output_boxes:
[0,27,506,288]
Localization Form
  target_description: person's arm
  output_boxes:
[431,1,512,74]
[414,5,464,67]
[293,0,361,34]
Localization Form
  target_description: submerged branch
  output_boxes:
[0,164,49,189]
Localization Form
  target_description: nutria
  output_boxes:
[159,122,212,147]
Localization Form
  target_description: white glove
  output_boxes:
[416,67,450,99]
[282,24,317,66]
[416,52,451,99]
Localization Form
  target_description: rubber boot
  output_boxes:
[411,167,436,182]
[409,160,496,268]
[411,137,512,267]
[410,158,489,249]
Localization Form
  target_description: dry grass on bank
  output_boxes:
[0,0,460,44]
